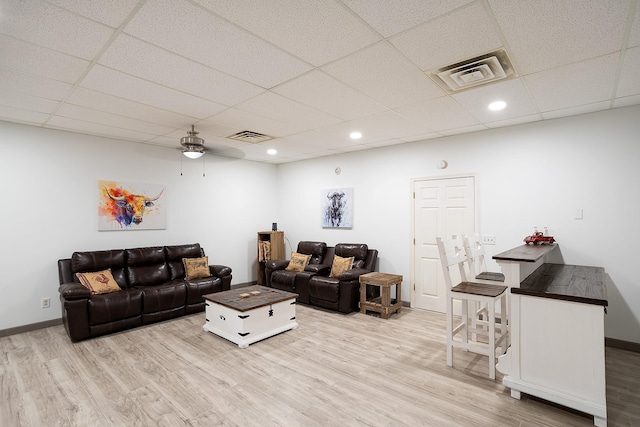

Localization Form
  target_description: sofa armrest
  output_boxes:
[59,283,91,300]
[209,264,232,278]
[337,268,370,281]
[265,259,290,271]
[306,263,331,275]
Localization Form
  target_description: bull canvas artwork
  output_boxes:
[321,188,353,228]
[98,180,166,231]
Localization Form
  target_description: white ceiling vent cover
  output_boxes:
[227,130,273,144]
[430,50,516,93]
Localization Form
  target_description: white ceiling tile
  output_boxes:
[397,133,441,143]
[489,0,629,74]
[0,90,59,114]
[278,130,347,150]
[614,94,640,108]
[0,0,114,60]
[322,42,444,109]
[234,92,343,130]
[0,35,89,83]
[525,53,619,112]
[390,2,503,70]
[0,68,73,100]
[452,78,538,122]
[47,0,140,27]
[56,104,176,135]
[273,70,387,121]
[395,96,479,131]
[541,101,611,120]
[124,0,312,88]
[317,111,433,144]
[99,34,265,106]
[438,124,488,136]
[47,116,157,142]
[485,114,542,129]
[342,0,474,37]
[616,46,640,98]
[194,0,381,66]
[81,65,227,119]
[205,108,304,137]
[0,105,50,124]
[66,88,197,127]
[629,4,640,47]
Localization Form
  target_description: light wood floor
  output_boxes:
[1,304,638,426]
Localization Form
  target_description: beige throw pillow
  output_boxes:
[76,269,121,294]
[286,252,311,272]
[330,255,354,278]
[183,256,211,280]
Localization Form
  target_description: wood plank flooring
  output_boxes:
[1,305,639,426]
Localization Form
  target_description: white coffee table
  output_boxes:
[203,285,298,348]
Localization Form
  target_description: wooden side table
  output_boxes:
[359,272,403,319]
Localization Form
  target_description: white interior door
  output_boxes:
[413,176,475,312]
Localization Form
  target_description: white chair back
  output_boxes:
[436,235,472,292]
[463,233,487,278]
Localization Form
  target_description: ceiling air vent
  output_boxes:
[430,49,516,93]
[227,130,273,144]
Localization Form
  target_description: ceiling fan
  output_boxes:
[179,125,208,159]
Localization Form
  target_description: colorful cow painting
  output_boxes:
[98,181,166,230]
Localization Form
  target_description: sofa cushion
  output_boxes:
[87,288,143,326]
[126,246,170,286]
[309,276,340,303]
[184,276,222,305]
[330,255,354,278]
[76,269,121,294]
[297,241,327,264]
[335,243,368,261]
[140,282,187,314]
[271,270,297,293]
[71,250,127,288]
[183,256,211,280]
[165,243,202,280]
[286,252,311,272]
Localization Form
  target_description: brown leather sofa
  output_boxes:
[57,243,231,342]
[265,242,378,313]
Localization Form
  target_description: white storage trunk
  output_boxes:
[203,286,298,348]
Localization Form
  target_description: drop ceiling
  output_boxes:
[1,0,638,164]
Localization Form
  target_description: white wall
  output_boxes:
[0,121,278,330]
[2,106,639,344]
[276,106,640,344]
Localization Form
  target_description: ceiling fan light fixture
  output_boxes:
[180,125,206,159]
[182,148,204,159]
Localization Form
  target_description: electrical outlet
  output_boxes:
[41,297,50,309]
[482,235,496,245]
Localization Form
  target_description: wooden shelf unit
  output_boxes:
[257,231,284,285]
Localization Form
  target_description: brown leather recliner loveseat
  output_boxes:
[57,243,231,342]
[265,242,378,313]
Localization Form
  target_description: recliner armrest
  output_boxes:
[265,259,290,270]
[59,283,91,300]
[306,263,331,275]
[209,264,232,278]
[337,268,370,281]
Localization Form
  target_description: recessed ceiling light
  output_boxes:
[349,131,362,140]
[267,148,277,155]
[488,100,507,111]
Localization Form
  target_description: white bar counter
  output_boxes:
[494,256,608,427]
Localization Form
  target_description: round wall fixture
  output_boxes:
[437,160,448,169]
[335,167,341,175]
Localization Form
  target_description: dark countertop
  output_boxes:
[513,263,607,306]
[493,244,557,262]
